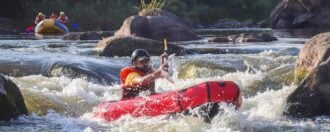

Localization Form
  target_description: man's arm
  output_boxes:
[134,64,167,86]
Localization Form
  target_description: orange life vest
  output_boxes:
[120,66,154,100]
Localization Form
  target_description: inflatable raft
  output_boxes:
[92,80,242,121]
[35,19,69,35]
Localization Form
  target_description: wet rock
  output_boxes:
[294,32,330,84]
[0,74,28,121]
[96,36,191,57]
[62,31,114,40]
[285,57,330,118]
[271,0,330,29]
[114,9,200,41]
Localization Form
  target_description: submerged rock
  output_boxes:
[0,55,122,85]
[176,61,236,79]
[47,60,121,85]
[208,33,277,43]
[62,31,114,40]
[0,74,28,121]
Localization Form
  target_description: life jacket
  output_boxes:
[120,66,154,100]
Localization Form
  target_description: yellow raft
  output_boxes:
[35,19,69,35]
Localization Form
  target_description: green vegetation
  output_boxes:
[294,69,309,84]
[139,0,166,16]
[140,0,166,11]
[2,0,278,31]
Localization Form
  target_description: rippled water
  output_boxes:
[1,29,330,131]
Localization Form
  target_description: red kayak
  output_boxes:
[92,80,242,121]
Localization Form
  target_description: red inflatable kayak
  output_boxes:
[92,80,242,121]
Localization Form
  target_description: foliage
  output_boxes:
[5,0,279,30]
[140,0,166,11]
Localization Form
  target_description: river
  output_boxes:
[0,28,329,131]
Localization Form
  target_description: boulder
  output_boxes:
[294,32,330,83]
[114,10,200,41]
[96,36,192,57]
[0,74,28,121]
[271,0,330,29]
[147,16,200,41]
[62,31,113,40]
[285,57,330,117]
[114,15,149,37]
[139,9,182,23]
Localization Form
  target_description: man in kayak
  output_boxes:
[119,49,169,100]
[57,11,69,24]
[34,12,45,25]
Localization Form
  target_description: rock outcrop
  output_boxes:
[271,0,330,29]
[294,32,330,83]
[286,32,330,117]
[286,57,330,117]
[0,74,28,121]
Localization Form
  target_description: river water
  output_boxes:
[0,29,329,132]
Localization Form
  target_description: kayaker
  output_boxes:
[57,11,69,24]
[119,49,169,100]
[34,12,45,25]
[49,12,58,19]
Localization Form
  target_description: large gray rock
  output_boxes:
[147,16,199,41]
[286,32,330,117]
[0,74,28,121]
[294,32,330,83]
[271,0,330,29]
[114,10,200,41]
[286,57,330,117]
[96,36,192,57]
[114,15,149,38]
